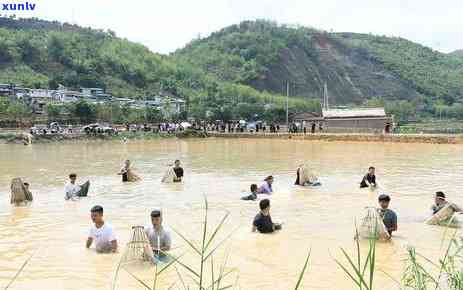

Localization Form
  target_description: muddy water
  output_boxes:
[1,138,462,290]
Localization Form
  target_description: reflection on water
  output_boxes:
[1,139,463,289]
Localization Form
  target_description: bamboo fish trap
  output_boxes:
[120,226,153,264]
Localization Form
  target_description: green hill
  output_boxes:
[1,17,463,122]
[0,16,201,98]
[450,49,463,57]
[0,16,317,122]
[176,20,463,105]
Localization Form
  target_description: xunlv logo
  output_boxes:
[1,2,36,10]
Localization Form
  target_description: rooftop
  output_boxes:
[322,108,387,118]
[292,112,323,120]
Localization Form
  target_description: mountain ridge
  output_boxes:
[1,17,463,121]
[176,20,463,105]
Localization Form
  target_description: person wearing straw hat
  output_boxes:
[432,191,462,215]
[145,209,172,264]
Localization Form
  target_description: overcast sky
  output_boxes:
[6,0,463,54]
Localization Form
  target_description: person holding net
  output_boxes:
[377,194,397,237]
[64,173,90,201]
[294,164,321,186]
[145,209,172,264]
[360,166,377,189]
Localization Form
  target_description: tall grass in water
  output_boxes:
[4,252,35,290]
[172,197,236,290]
[114,197,312,290]
[402,231,463,290]
[335,223,463,290]
[334,227,377,290]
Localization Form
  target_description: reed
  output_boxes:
[402,231,463,290]
[4,251,35,290]
[334,227,377,290]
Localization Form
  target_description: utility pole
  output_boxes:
[323,82,329,110]
[286,80,289,127]
[144,93,147,122]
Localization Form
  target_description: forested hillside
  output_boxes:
[1,17,463,122]
[0,16,315,122]
[176,20,463,106]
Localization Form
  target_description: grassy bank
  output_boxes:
[111,131,177,140]
[1,130,205,144]
[0,132,16,140]
[397,120,463,134]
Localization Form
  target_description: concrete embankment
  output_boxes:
[207,132,463,144]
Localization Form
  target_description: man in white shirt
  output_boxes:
[65,173,90,200]
[145,209,171,263]
[86,205,117,253]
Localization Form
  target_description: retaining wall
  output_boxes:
[207,132,463,144]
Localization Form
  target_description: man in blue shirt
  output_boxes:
[252,199,282,233]
[377,194,397,236]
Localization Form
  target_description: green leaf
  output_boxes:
[294,249,311,290]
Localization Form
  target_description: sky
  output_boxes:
[3,0,463,54]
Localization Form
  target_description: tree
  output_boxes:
[73,101,96,123]
[0,97,10,114]
[45,103,61,120]
[385,100,416,122]
[146,107,163,123]
[263,107,286,122]
[7,101,29,123]
[233,102,260,120]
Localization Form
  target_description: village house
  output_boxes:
[322,108,393,133]
[80,87,112,102]
[81,87,104,96]
[3,83,187,117]
[129,93,186,116]
[55,90,86,103]
[21,89,59,114]
[292,112,324,125]
[0,84,13,96]
[292,108,393,133]
[155,95,186,115]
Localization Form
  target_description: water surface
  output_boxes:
[1,138,462,290]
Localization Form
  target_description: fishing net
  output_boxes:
[161,168,176,183]
[120,226,153,264]
[10,178,33,205]
[21,133,32,145]
[77,181,90,197]
[358,207,390,240]
[425,204,461,228]
[127,169,141,182]
[298,165,319,185]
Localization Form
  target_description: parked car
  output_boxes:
[82,123,116,135]
[49,122,61,133]
[30,124,48,134]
